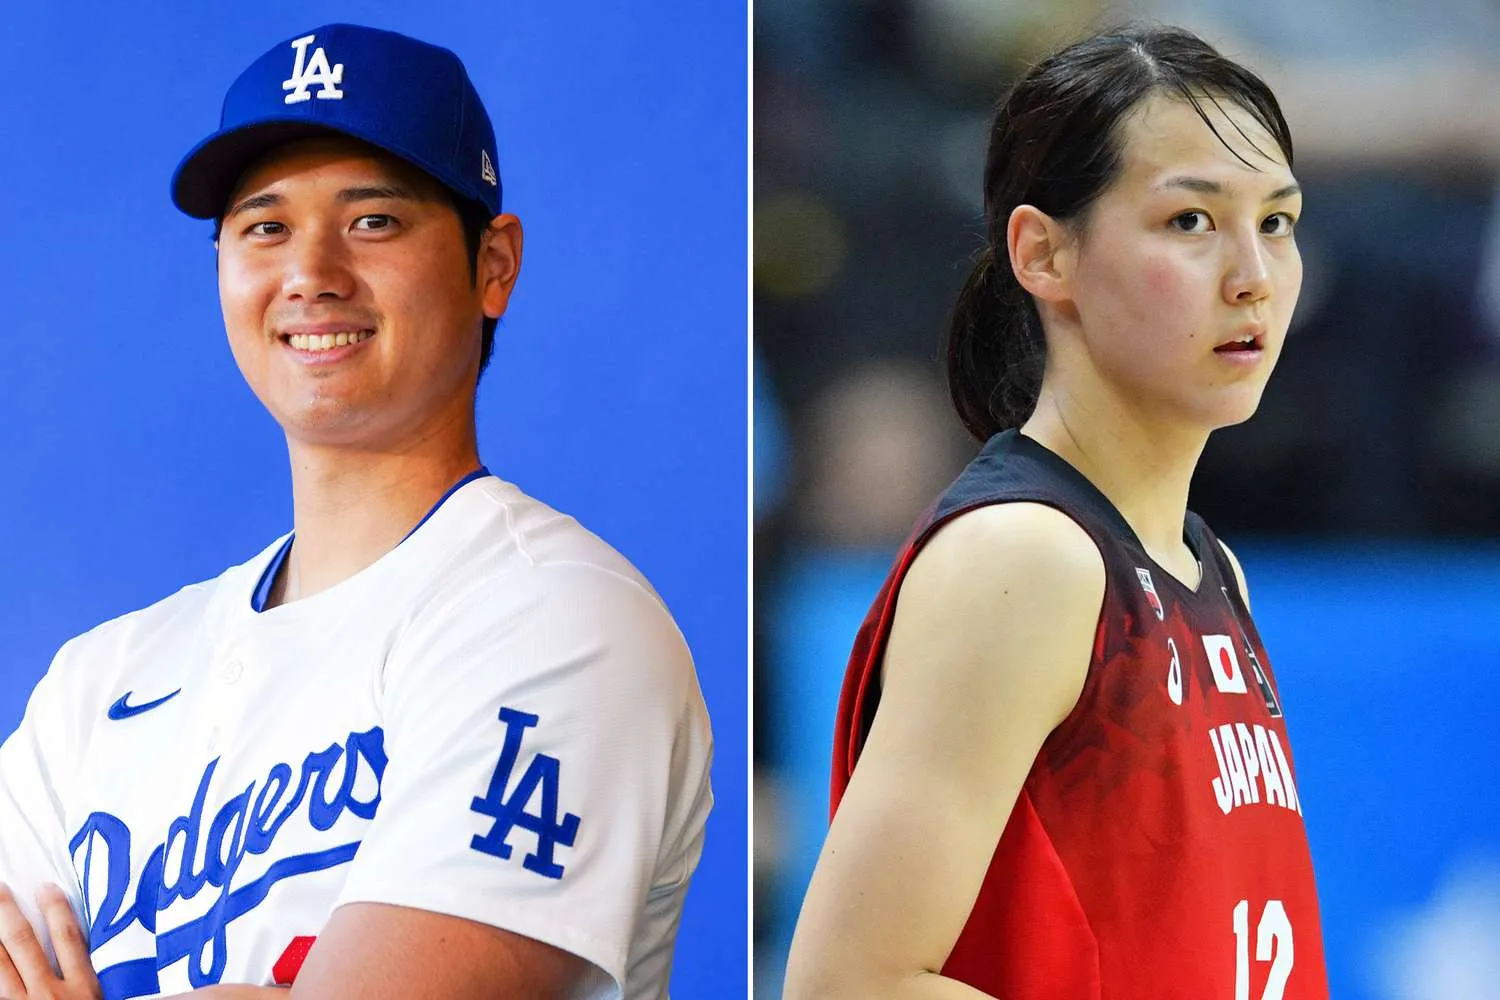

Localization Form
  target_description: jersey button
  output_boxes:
[221,658,243,684]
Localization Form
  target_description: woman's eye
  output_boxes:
[1170,210,1213,233]
[352,214,396,232]
[1262,212,1297,236]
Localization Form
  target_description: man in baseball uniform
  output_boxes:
[0,23,712,1000]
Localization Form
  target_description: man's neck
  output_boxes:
[268,438,483,608]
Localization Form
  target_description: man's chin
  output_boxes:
[274,401,386,450]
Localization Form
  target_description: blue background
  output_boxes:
[0,2,746,994]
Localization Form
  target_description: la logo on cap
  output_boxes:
[283,34,344,104]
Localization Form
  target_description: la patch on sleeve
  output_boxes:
[469,706,582,879]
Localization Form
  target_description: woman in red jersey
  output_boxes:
[783,26,1328,1000]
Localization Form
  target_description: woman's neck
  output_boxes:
[1022,381,1209,586]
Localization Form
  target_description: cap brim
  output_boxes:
[174,121,356,219]
[170,118,493,221]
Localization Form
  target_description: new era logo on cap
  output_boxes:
[171,23,502,221]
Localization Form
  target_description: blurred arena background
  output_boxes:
[0,3,745,994]
[754,1,1500,997]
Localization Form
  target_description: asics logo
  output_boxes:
[106,690,182,721]
[1166,637,1183,706]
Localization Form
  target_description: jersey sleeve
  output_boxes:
[0,643,89,962]
[333,560,713,993]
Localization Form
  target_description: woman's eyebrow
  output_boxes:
[1159,176,1301,201]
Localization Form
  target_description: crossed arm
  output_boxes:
[0,881,140,1000]
[0,882,586,1000]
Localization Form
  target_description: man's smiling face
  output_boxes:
[216,135,503,449]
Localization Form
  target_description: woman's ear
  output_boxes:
[1007,204,1072,305]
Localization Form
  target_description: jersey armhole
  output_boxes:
[852,495,1112,768]
[1039,547,1113,752]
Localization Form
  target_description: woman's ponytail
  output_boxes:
[946,243,1045,442]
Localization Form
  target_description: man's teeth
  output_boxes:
[287,331,372,351]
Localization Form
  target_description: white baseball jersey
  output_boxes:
[0,471,713,999]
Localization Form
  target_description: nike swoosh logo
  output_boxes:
[107,689,182,721]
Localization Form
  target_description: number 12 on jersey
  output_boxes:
[1233,899,1293,1000]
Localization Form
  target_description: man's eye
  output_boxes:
[352,215,396,232]
[246,221,287,237]
[1170,210,1213,233]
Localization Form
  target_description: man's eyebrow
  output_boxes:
[226,192,284,219]
[1161,176,1302,201]
[337,184,419,203]
[225,184,420,220]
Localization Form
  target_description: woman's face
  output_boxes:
[1055,92,1303,433]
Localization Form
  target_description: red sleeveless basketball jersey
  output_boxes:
[832,430,1328,999]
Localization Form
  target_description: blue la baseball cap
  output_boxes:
[171,24,501,221]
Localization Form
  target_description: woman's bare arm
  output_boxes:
[783,502,1105,1000]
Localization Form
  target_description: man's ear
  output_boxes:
[1006,204,1072,306]
[478,214,524,319]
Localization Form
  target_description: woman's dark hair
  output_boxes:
[947,25,1294,441]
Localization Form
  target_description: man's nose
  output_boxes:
[281,230,356,302]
